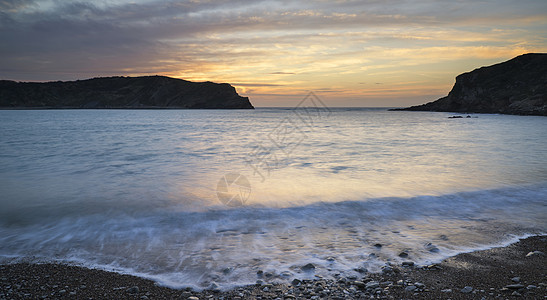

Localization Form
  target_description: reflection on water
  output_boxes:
[0,108,546,289]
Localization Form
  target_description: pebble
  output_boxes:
[207,282,220,291]
[525,250,544,257]
[365,281,380,289]
[291,279,301,286]
[505,284,524,289]
[398,251,409,258]
[374,243,383,248]
[301,263,315,271]
[380,281,392,287]
[511,276,520,283]
[126,286,139,294]
[180,291,192,298]
[441,289,452,293]
[401,261,414,267]
[424,243,440,253]
[187,297,199,300]
[280,271,291,278]
[427,264,442,270]
[461,286,473,293]
[405,285,417,292]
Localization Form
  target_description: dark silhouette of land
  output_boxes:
[0,76,254,109]
[393,53,547,116]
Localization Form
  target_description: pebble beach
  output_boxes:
[1,235,545,300]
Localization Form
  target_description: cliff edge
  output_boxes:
[0,76,254,109]
[392,53,547,116]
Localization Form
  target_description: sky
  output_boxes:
[1,0,546,107]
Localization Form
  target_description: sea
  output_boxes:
[0,106,546,290]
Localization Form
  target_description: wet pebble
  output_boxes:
[424,242,440,253]
[405,285,416,292]
[207,282,219,291]
[525,250,544,257]
[301,263,315,271]
[365,281,380,289]
[401,261,414,267]
[505,283,524,289]
[461,286,473,293]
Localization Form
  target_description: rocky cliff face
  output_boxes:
[394,53,547,116]
[0,76,254,109]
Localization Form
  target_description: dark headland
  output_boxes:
[0,76,254,109]
[392,53,547,116]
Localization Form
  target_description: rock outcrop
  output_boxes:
[393,53,547,116]
[0,76,254,109]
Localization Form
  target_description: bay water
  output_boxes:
[0,107,545,289]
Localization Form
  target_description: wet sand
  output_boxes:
[1,235,545,299]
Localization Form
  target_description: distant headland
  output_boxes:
[0,76,254,109]
[392,53,547,116]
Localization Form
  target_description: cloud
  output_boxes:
[0,0,34,12]
[0,0,546,105]
[269,72,296,75]
[233,83,284,87]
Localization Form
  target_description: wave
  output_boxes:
[0,184,546,290]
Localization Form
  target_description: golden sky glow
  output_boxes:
[1,0,546,106]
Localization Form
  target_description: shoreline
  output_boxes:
[1,236,545,299]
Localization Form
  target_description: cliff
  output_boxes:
[393,53,547,116]
[0,76,254,109]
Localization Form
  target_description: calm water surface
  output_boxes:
[0,108,546,289]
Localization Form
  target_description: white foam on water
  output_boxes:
[1,184,545,290]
